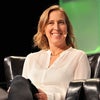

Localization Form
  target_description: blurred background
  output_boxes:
[0,0,100,85]
[60,0,100,54]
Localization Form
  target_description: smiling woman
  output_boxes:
[34,5,75,50]
[45,10,68,49]
[8,5,91,100]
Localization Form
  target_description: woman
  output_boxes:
[19,5,91,100]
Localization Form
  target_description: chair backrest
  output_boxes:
[4,56,26,87]
[87,53,100,78]
[4,53,100,88]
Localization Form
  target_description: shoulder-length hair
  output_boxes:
[33,5,76,50]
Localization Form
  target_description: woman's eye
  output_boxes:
[47,20,65,25]
[59,21,65,24]
[48,22,54,24]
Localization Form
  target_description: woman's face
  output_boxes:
[45,10,67,47]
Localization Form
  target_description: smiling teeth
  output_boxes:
[53,33,61,36]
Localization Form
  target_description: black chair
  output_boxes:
[88,53,100,78]
[65,79,85,100]
[3,53,100,100]
[4,56,25,88]
[83,78,100,100]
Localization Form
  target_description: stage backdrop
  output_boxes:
[60,0,100,54]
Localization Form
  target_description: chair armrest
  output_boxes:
[65,78,100,100]
[65,79,85,100]
[83,78,100,100]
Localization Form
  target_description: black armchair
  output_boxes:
[3,53,100,100]
[4,56,25,89]
[88,53,100,78]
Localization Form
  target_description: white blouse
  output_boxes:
[22,47,91,100]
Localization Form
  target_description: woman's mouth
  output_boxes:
[52,33,62,36]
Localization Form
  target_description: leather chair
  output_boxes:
[65,53,100,100]
[83,78,100,100]
[65,79,85,100]
[66,78,100,100]
[3,53,100,99]
[88,53,100,78]
[4,56,25,89]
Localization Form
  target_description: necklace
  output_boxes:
[50,46,70,56]
[51,52,62,56]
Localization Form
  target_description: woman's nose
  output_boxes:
[53,23,59,30]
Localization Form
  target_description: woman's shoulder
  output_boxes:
[70,47,87,55]
[68,47,88,60]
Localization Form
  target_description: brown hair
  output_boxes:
[33,5,76,50]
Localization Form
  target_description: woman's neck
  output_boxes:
[50,45,70,56]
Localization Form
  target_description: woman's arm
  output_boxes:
[74,53,91,80]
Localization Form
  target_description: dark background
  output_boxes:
[0,0,59,83]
